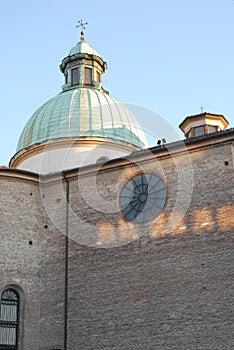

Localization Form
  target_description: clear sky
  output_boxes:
[0,0,233,165]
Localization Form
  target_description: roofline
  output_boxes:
[51,126,234,179]
[5,127,234,182]
[179,112,229,129]
[0,167,39,183]
[10,135,143,169]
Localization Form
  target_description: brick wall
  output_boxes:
[0,174,42,349]
[0,136,233,350]
[63,140,233,349]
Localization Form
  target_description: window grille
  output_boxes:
[71,67,79,86]
[208,125,217,134]
[84,67,92,84]
[0,289,20,350]
[119,173,167,223]
[194,125,205,137]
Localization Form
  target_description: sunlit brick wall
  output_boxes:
[64,140,233,349]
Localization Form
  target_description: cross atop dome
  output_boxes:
[76,19,88,41]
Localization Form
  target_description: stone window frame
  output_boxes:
[96,70,101,83]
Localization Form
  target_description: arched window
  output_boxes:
[0,289,20,349]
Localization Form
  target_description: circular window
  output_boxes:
[119,173,167,223]
[96,156,109,164]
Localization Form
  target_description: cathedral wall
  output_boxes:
[10,139,232,349]
[0,174,42,350]
[0,173,67,350]
[63,140,233,349]
[38,180,67,350]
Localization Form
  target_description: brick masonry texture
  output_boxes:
[0,176,42,349]
[0,137,233,349]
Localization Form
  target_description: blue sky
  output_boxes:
[0,0,234,165]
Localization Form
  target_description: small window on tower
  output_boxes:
[71,68,79,86]
[84,67,92,85]
[65,72,68,84]
[208,125,218,134]
[194,126,205,137]
[96,71,101,83]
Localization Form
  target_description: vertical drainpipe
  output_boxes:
[62,171,69,350]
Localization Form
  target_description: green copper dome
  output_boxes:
[16,32,147,154]
[16,88,147,152]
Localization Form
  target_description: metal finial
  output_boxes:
[76,19,88,34]
[200,106,204,113]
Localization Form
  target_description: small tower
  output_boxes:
[60,21,107,92]
[179,112,229,139]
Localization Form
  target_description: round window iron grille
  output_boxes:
[119,173,167,223]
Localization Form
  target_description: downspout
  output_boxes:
[62,171,69,350]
